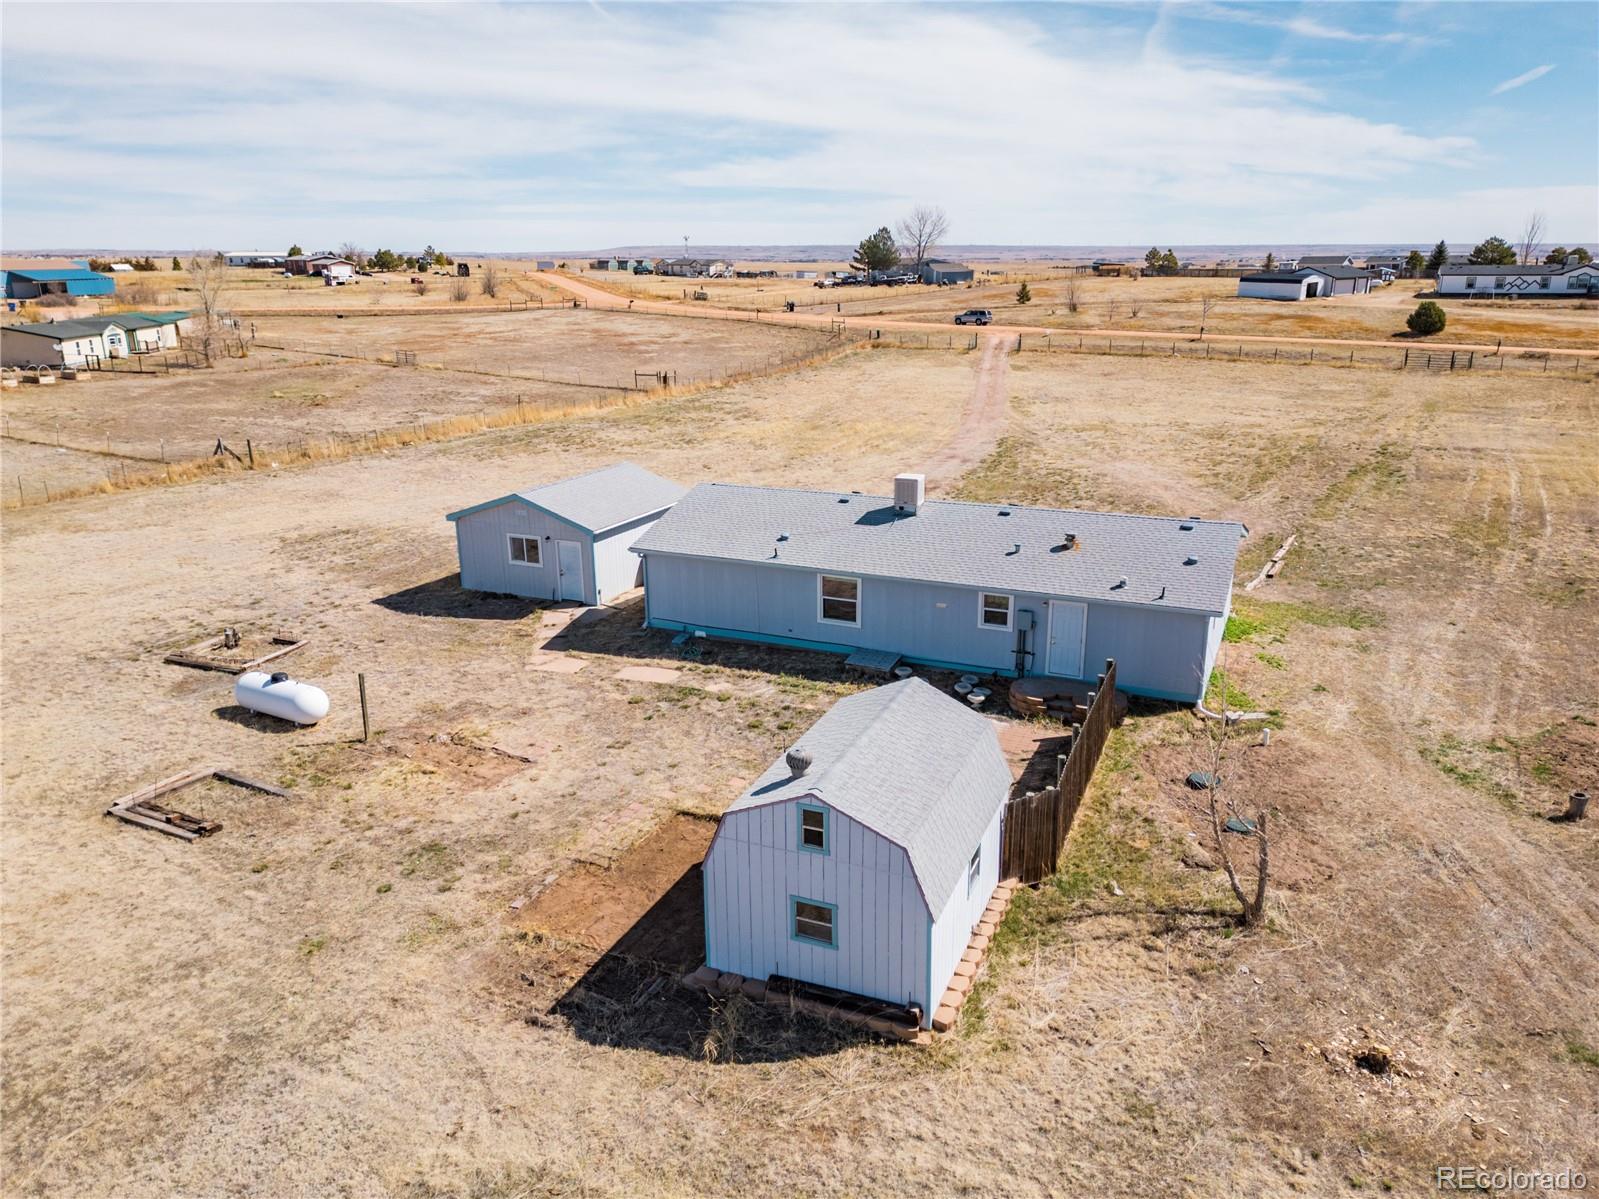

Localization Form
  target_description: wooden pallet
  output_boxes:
[106,766,290,841]
[163,632,307,674]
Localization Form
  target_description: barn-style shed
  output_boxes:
[446,462,685,606]
[632,475,1246,703]
[701,677,1011,1028]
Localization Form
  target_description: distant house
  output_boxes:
[1237,265,1374,300]
[656,258,729,278]
[632,474,1245,703]
[917,260,975,285]
[589,256,650,272]
[1436,257,1599,297]
[446,462,687,606]
[535,260,556,271]
[285,254,356,277]
[108,263,135,272]
[1092,262,1140,278]
[2,318,125,367]
[224,251,286,268]
[1,268,116,300]
[701,676,1011,1030]
[1298,254,1356,268]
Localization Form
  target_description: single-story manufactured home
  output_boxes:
[632,474,1245,703]
[656,258,730,278]
[285,254,356,277]
[701,676,1010,1028]
[1,319,123,367]
[446,462,687,606]
[917,260,975,285]
[1436,257,1599,296]
[224,251,285,267]
[2,268,115,300]
[1237,265,1374,300]
[1297,254,1355,268]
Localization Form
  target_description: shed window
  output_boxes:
[508,534,542,566]
[791,896,837,948]
[967,846,981,897]
[797,804,829,854]
[818,574,860,626]
[979,592,1013,630]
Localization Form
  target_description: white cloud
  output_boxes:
[0,2,1575,249]
[1186,3,1426,46]
[1490,64,1555,95]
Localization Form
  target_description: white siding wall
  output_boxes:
[453,502,593,603]
[589,511,668,603]
[1237,279,1308,300]
[703,800,933,1017]
[927,798,1005,1016]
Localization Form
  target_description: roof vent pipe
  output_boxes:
[893,473,925,515]
[785,747,813,777]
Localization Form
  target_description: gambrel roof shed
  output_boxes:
[723,677,1012,911]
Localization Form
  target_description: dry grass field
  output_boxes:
[2,338,1596,1197]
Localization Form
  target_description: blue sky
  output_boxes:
[2,1,1594,250]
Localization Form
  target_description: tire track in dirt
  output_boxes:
[919,334,1011,495]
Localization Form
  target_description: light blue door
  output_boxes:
[556,540,584,601]
[1046,601,1086,678]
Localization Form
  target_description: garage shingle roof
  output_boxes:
[631,483,1245,614]
[725,677,1011,911]
[446,462,686,534]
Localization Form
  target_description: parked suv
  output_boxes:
[954,309,993,325]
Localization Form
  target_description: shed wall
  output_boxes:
[1237,279,1308,300]
[589,511,667,603]
[454,501,593,603]
[704,801,933,1016]
[927,798,1005,1012]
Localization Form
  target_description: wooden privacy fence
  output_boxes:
[1001,659,1118,885]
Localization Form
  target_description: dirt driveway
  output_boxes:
[919,333,1011,493]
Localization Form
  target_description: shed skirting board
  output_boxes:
[643,617,1204,702]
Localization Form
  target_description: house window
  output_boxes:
[508,534,542,566]
[1465,276,1476,289]
[979,592,1013,630]
[967,846,981,897]
[797,804,829,854]
[818,574,860,626]
[1539,277,1550,289]
[791,896,837,948]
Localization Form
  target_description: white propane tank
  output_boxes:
[234,670,330,725]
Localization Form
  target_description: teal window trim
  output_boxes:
[796,803,829,855]
[790,894,838,950]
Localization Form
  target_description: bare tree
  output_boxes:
[449,277,471,302]
[1062,275,1081,313]
[1197,676,1271,927]
[1198,295,1217,339]
[1128,299,1143,319]
[894,205,950,269]
[479,262,500,298]
[185,252,230,363]
[1518,210,1547,265]
[338,242,368,269]
[1105,299,1122,326]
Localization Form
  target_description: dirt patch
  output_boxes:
[918,333,1011,494]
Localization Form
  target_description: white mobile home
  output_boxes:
[632,475,1246,703]
[446,462,685,605]
[1,319,125,367]
[702,677,1011,1028]
[1436,258,1599,296]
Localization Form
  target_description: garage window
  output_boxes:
[508,534,542,566]
[979,592,1013,630]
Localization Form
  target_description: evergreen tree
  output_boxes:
[1404,250,1425,277]
[1016,281,1032,304]
[1160,249,1180,274]
[171,256,182,271]
[1545,246,1592,265]
[1467,236,1516,266]
[287,244,304,257]
[1262,252,1276,270]
[1424,240,1448,276]
[851,226,900,273]
[1407,301,1446,336]
[1144,247,1163,273]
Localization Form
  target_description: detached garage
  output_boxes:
[446,462,685,605]
[1238,266,1374,300]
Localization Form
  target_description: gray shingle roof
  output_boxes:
[632,483,1245,614]
[446,462,686,533]
[1297,255,1354,266]
[4,319,123,339]
[725,677,1011,911]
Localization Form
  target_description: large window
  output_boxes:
[979,592,1013,631]
[797,804,829,854]
[791,896,837,948]
[818,574,860,626]
[508,534,542,566]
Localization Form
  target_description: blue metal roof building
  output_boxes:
[3,268,116,300]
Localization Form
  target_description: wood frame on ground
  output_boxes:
[105,765,291,841]
[162,631,307,673]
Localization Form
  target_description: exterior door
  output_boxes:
[1045,601,1087,679]
[556,540,584,602]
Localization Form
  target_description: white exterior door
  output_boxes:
[556,540,584,601]
[1045,601,1087,679]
